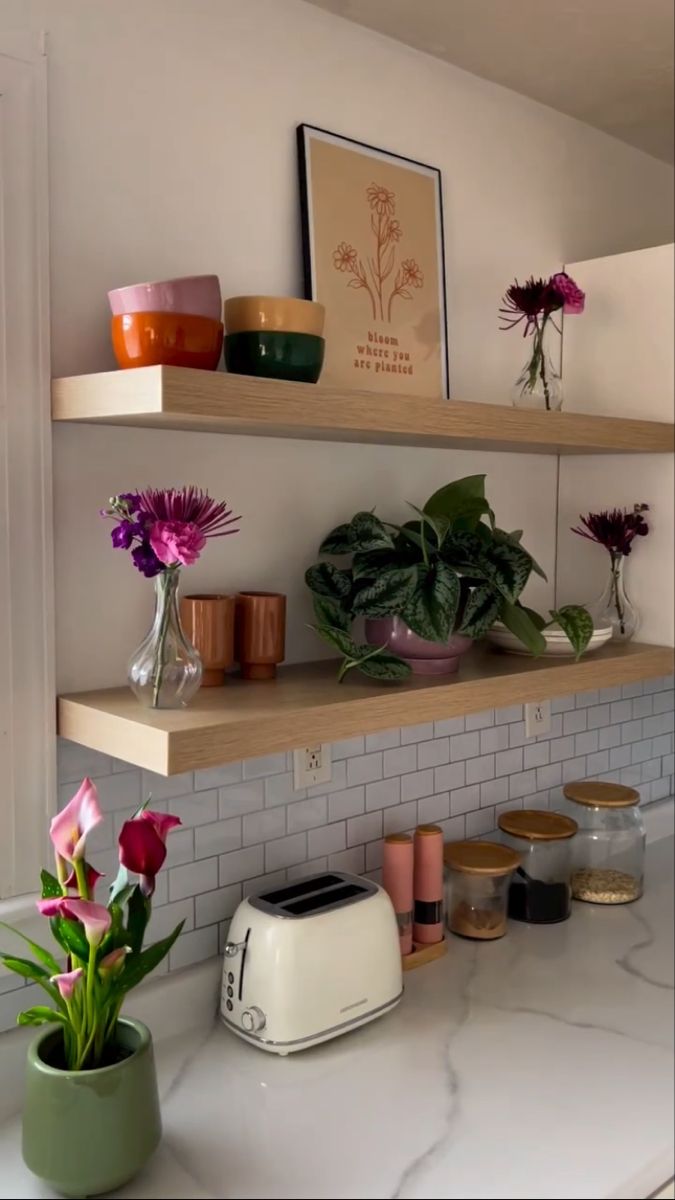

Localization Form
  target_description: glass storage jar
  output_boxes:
[443,841,521,940]
[563,781,645,904]
[498,810,578,924]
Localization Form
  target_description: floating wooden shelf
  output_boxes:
[52,367,674,455]
[57,642,674,777]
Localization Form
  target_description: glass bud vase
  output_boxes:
[588,552,638,641]
[511,316,563,411]
[128,569,202,708]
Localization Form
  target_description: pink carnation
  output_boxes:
[149,520,206,567]
[551,272,585,315]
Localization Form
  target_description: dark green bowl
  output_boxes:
[224,331,325,383]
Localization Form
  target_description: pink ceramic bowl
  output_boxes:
[365,617,473,676]
[108,275,222,320]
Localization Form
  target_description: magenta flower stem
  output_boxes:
[609,550,626,636]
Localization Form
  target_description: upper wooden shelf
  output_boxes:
[57,641,674,776]
[52,367,675,455]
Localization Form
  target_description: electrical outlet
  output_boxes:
[293,743,332,789]
[525,700,552,739]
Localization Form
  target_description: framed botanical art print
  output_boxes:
[297,124,449,398]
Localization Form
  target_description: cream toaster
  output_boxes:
[220,870,403,1054]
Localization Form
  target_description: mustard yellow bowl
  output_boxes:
[224,295,325,336]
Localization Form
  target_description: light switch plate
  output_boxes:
[293,743,332,789]
[525,700,552,739]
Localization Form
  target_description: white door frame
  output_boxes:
[0,31,54,904]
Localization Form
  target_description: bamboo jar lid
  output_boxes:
[498,809,578,841]
[563,780,640,808]
[444,840,521,876]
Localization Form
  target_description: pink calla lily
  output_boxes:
[37,896,111,947]
[139,810,182,843]
[118,809,182,896]
[98,946,129,978]
[49,778,103,864]
[50,968,84,1001]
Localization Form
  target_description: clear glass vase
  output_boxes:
[128,569,202,708]
[588,552,638,641]
[511,315,563,411]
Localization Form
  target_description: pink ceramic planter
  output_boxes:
[365,617,473,676]
[108,274,222,320]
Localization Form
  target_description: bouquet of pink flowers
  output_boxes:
[0,779,183,1070]
[500,271,585,410]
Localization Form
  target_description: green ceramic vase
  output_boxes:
[22,1017,161,1198]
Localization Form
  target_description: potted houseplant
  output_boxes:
[0,778,184,1197]
[305,474,592,680]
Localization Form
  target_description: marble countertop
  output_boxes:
[1,837,673,1200]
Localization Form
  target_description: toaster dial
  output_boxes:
[241,1006,266,1033]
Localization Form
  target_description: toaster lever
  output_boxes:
[224,940,247,958]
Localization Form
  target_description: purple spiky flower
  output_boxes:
[572,504,649,557]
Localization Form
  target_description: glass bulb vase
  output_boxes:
[511,315,562,411]
[588,552,638,642]
[128,569,202,708]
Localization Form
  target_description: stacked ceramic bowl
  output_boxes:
[487,622,613,657]
[109,275,223,370]
[223,296,326,383]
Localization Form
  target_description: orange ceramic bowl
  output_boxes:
[111,312,224,370]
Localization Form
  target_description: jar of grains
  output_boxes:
[443,841,521,940]
[563,780,645,904]
[498,810,578,924]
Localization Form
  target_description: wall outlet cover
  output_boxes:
[293,743,332,789]
[525,700,552,739]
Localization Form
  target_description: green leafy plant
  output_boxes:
[305,475,593,679]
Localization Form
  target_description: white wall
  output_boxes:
[1,0,673,691]
[557,245,674,646]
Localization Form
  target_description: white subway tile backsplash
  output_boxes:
[332,736,365,760]
[169,925,219,972]
[243,808,286,846]
[195,883,241,928]
[330,846,365,873]
[328,787,365,822]
[194,762,243,791]
[480,725,509,754]
[450,784,481,815]
[383,800,418,835]
[170,790,219,827]
[621,681,643,699]
[170,856,218,901]
[219,845,264,886]
[365,777,400,811]
[399,722,434,743]
[194,819,240,860]
[39,675,673,1039]
[347,811,382,846]
[417,792,450,824]
[219,780,264,818]
[347,753,383,787]
[418,738,450,769]
[401,768,435,802]
[265,832,307,871]
[366,728,400,752]
[286,795,328,834]
[466,754,495,785]
[308,822,346,858]
[450,732,480,761]
[383,745,417,777]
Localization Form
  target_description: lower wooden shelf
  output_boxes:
[57,642,674,777]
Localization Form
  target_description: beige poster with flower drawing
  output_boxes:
[302,130,447,397]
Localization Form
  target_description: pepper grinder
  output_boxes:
[413,824,444,944]
[383,833,414,956]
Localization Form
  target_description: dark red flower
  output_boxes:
[118,810,181,895]
[64,862,104,896]
[499,276,564,334]
[572,504,650,557]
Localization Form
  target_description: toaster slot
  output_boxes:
[238,928,250,1002]
[284,882,365,915]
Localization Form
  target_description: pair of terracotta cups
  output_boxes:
[180,591,286,685]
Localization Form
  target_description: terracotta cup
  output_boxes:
[179,594,235,687]
[235,592,286,680]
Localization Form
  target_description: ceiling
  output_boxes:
[308,0,675,164]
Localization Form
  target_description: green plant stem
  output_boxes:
[610,551,626,634]
[74,858,90,900]
[151,570,175,708]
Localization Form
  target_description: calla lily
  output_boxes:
[37,897,111,947]
[98,946,129,979]
[118,810,181,896]
[50,968,84,1002]
[64,863,104,895]
[49,778,103,864]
